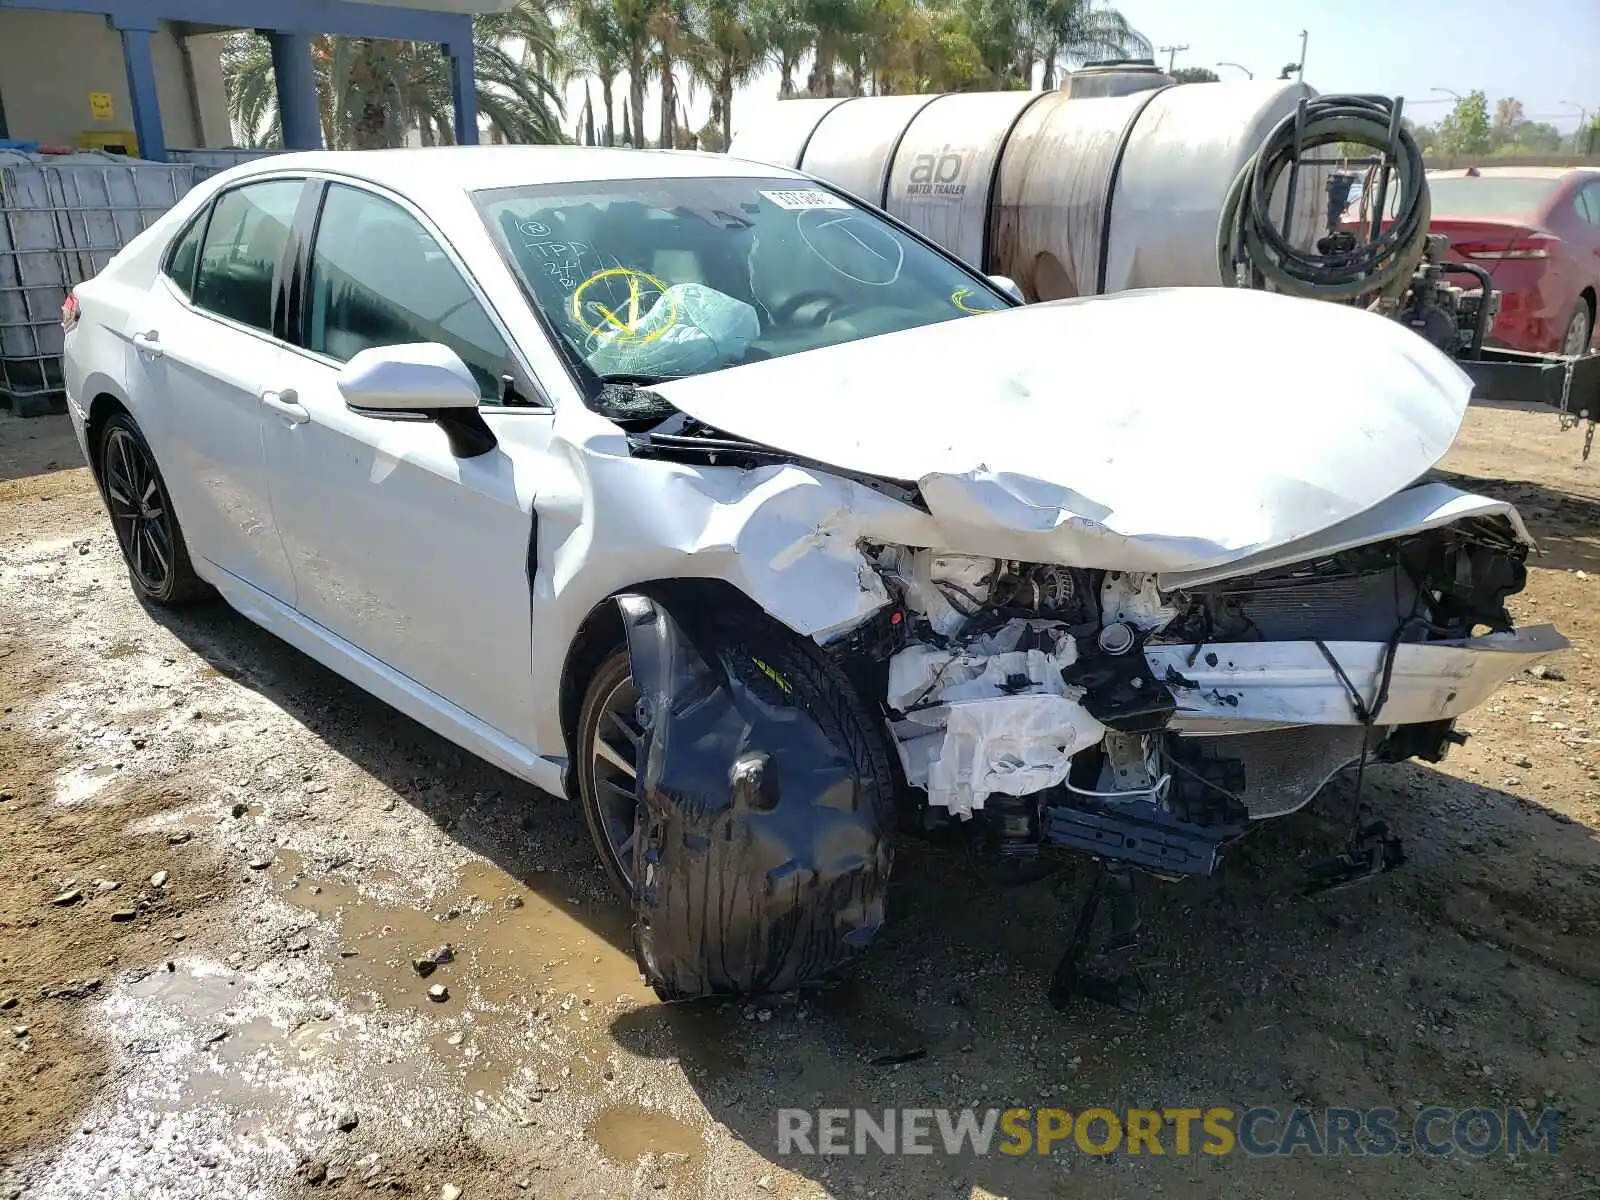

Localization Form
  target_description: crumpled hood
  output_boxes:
[651,287,1475,573]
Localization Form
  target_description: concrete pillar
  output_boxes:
[118,27,166,161]
[445,40,478,146]
[267,31,322,150]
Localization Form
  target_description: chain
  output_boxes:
[1553,351,1596,460]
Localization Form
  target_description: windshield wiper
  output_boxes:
[597,371,684,386]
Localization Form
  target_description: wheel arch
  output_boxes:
[556,576,783,794]
[83,387,134,488]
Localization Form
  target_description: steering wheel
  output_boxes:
[770,288,852,328]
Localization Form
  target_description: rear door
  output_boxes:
[123,177,306,603]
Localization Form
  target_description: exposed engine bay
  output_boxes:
[825,500,1553,882]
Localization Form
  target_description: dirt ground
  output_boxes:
[1,401,1597,1200]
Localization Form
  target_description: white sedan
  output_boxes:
[62,147,1563,1005]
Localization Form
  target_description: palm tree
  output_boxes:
[693,0,768,149]
[221,0,567,149]
[648,0,699,148]
[799,0,870,98]
[1029,0,1150,91]
[751,0,811,98]
[567,0,628,144]
[598,0,653,146]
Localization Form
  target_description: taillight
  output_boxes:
[61,292,80,331]
[1459,236,1556,261]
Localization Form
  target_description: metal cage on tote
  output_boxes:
[0,154,198,415]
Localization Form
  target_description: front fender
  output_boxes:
[616,591,893,1000]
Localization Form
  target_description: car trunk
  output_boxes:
[1426,217,1551,281]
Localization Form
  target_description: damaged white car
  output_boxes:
[62,148,1564,1009]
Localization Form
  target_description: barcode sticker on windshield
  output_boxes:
[760,188,851,211]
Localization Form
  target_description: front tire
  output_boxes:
[578,600,899,998]
[98,413,210,607]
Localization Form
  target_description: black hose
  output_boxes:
[1217,94,1430,301]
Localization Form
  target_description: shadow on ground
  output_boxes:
[0,411,83,485]
[1436,468,1600,574]
[147,597,1600,1199]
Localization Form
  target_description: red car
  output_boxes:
[1426,166,1600,356]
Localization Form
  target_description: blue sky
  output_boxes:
[561,0,1600,140]
[1112,0,1598,131]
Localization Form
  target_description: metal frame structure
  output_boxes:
[1,156,199,413]
[1287,94,1600,426]
[0,0,482,161]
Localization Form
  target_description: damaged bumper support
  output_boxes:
[889,624,1567,820]
[1154,625,1569,728]
[616,594,892,1000]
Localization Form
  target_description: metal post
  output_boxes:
[116,25,166,161]
[445,39,478,145]
[1296,30,1307,81]
[266,32,323,150]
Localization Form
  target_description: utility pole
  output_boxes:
[1296,30,1308,81]
[1560,102,1589,154]
[1158,44,1189,73]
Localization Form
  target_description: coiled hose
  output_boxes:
[1217,94,1430,302]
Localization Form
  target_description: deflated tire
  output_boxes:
[615,591,896,1000]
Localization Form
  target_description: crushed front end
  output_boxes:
[857,488,1562,868]
[826,482,1565,1005]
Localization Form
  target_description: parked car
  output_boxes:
[1424,166,1600,356]
[60,148,1564,1005]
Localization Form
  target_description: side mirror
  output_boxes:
[986,274,1025,304]
[337,342,495,458]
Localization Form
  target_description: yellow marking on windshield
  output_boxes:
[749,655,792,694]
[572,266,678,345]
[950,287,994,315]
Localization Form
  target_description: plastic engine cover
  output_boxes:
[616,593,893,999]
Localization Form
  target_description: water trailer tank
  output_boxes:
[728,81,1327,302]
[1060,58,1174,99]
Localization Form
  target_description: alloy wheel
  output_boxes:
[103,427,175,595]
[1563,309,1592,358]
[588,671,644,889]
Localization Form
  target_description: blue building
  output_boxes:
[0,0,492,159]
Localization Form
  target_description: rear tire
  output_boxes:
[97,413,211,607]
[1561,302,1593,357]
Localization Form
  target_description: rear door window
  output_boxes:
[1575,182,1600,227]
[162,213,206,299]
[192,179,304,333]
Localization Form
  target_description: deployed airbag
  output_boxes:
[587,282,759,378]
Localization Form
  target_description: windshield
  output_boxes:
[1426,175,1560,218]
[475,176,1008,387]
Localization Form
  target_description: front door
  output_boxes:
[259,180,551,749]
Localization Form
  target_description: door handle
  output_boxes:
[261,388,309,426]
[131,330,163,358]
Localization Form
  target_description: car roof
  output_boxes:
[223,145,807,197]
[1427,166,1592,181]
